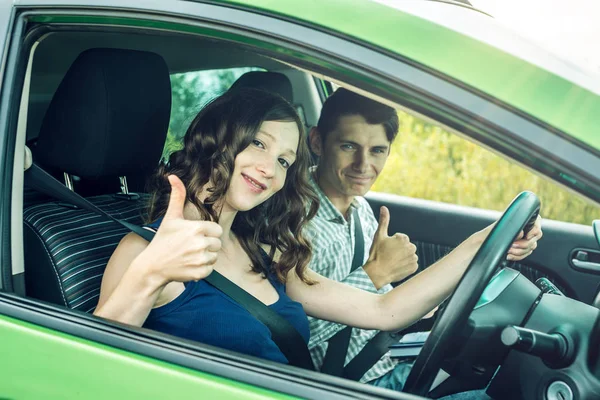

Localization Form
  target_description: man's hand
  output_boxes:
[363,206,419,289]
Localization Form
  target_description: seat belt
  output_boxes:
[24,163,315,371]
[320,208,403,382]
[342,329,401,381]
[320,209,364,376]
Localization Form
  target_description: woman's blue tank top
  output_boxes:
[142,219,310,364]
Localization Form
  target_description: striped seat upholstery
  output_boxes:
[23,48,171,311]
[24,194,148,312]
[412,240,569,296]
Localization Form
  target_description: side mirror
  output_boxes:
[594,220,600,247]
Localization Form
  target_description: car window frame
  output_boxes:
[0,4,26,293]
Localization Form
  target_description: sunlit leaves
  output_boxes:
[162,67,261,160]
[372,111,600,225]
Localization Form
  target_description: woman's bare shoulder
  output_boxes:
[97,232,151,307]
[108,231,153,273]
[119,231,152,252]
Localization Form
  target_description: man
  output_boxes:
[305,88,541,392]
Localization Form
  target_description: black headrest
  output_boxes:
[229,71,293,103]
[35,48,171,179]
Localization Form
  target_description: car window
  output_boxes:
[372,109,600,225]
[164,67,262,159]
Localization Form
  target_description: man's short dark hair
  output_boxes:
[316,88,399,142]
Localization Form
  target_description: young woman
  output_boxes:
[94,88,542,366]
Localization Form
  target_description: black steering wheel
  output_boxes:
[403,191,540,397]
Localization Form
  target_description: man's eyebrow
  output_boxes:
[372,145,389,150]
[337,140,389,150]
[338,139,360,146]
[258,130,297,157]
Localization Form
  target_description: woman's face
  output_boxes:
[223,120,300,213]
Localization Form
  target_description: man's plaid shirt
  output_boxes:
[305,173,396,383]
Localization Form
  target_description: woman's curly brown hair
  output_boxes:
[146,88,319,284]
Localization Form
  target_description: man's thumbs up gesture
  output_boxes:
[363,206,419,290]
[142,175,223,286]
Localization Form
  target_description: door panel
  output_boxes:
[0,314,293,400]
[366,192,600,303]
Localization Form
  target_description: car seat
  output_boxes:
[23,48,171,312]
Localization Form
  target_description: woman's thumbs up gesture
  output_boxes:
[142,175,223,286]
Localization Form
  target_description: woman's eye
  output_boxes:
[278,158,290,169]
[252,139,265,148]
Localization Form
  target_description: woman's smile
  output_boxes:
[242,173,267,193]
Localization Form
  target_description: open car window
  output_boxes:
[165,67,262,159]
[372,108,600,226]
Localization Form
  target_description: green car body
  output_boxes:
[1,1,599,399]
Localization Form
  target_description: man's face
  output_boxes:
[311,114,390,208]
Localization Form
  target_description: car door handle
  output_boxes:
[570,249,600,273]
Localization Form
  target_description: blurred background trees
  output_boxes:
[163,68,257,159]
[373,110,600,225]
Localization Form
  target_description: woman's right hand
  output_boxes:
[134,175,223,288]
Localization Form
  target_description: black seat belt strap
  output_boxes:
[342,330,401,380]
[26,165,153,240]
[320,209,364,376]
[25,163,315,370]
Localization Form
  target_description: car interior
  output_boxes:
[4,9,600,400]
[20,31,328,309]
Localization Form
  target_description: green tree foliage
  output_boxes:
[163,68,260,159]
[372,111,600,225]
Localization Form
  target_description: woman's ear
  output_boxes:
[308,127,323,157]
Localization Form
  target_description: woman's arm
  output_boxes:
[94,175,222,326]
[94,233,166,326]
[289,232,482,332]
[289,219,542,332]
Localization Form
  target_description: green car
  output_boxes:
[1,0,599,399]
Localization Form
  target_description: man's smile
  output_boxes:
[345,174,373,183]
